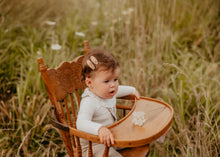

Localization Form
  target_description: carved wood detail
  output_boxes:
[47,56,84,101]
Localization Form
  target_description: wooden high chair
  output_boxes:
[37,41,173,157]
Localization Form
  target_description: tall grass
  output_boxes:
[0,0,219,156]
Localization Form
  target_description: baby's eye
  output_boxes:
[114,79,118,82]
[104,80,109,83]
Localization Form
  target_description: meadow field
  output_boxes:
[0,0,219,156]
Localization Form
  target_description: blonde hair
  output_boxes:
[82,48,119,80]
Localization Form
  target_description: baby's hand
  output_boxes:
[98,126,114,147]
[134,90,140,99]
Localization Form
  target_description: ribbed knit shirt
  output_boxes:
[76,85,136,135]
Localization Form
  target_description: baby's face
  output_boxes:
[86,67,120,99]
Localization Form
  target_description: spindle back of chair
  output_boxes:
[38,41,90,157]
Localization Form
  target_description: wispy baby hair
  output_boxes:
[82,48,119,80]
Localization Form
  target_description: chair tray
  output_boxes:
[109,97,173,147]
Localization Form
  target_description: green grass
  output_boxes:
[0,0,220,156]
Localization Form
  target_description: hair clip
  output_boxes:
[86,56,98,70]
[90,56,98,65]
[86,60,95,70]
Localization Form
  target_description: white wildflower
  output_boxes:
[44,21,56,26]
[91,21,98,26]
[112,19,117,24]
[128,8,134,13]
[37,50,42,56]
[132,111,146,126]
[122,8,134,16]
[122,10,128,15]
[125,21,130,25]
[75,32,85,37]
[96,2,100,7]
[104,12,109,16]
[109,26,113,31]
[51,44,61,50]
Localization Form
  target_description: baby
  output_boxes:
[76,48,140,157]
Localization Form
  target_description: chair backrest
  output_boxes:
[38,41,91,157]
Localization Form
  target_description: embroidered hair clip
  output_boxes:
[86,56,98,70]
[86,60,95,70]
[90,56,98,65]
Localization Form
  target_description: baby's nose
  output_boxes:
[110,82,115,87]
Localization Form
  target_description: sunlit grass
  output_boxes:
[0,0,219,156]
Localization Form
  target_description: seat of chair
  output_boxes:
[108,96,173,148]
[118,144,150,157]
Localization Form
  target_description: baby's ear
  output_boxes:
[85,77,92,87]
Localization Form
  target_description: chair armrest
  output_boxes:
[51,106,69,131]
[51,106,101,143]
[116,95,136,111]
[51,116,69,132]
[116,105,132,110]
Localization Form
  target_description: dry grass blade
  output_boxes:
[16,125,37,156]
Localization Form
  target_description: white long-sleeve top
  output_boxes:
[76,85,136,135]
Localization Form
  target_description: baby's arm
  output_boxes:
[76,99,115,146]
[76,99,102,135]
[116,85,140,99]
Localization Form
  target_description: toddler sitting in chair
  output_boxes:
[76,48,140,157]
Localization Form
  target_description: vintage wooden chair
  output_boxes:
[37,41,173,157]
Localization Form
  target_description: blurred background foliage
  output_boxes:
[0,0,219,156]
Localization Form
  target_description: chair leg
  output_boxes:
[103,146,109,157]
[60,130,74,157]
[145,148,150,157]
[88,141,93,157]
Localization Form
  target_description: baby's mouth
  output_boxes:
[109,90,115,94]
